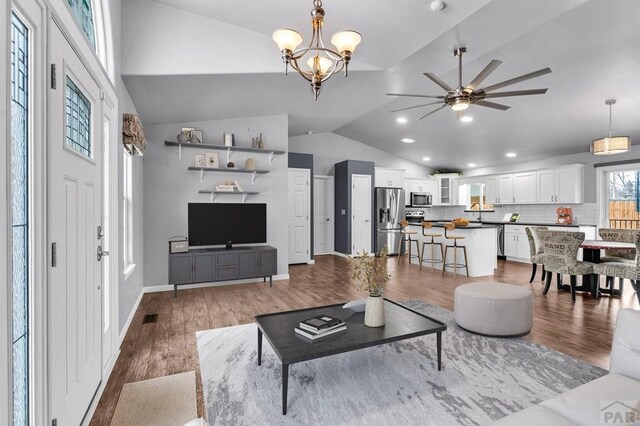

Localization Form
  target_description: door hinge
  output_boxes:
[52,418,57,426]
[51,242,57,267]
[50,64,57,89]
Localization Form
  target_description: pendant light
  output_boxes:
[591,99,631,155]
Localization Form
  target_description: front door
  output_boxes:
[288,169,310,264]
[48,22,103,425]
[352,174,372,255]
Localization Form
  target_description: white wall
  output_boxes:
[289,132,430,177]
[142,114,289,287]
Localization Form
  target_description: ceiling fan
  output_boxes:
[387,47,551,120]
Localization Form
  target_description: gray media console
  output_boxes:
[168,245,277,297]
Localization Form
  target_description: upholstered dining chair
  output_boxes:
[598,228,637,263]
[525,226,547,283]
[593,231,640,304]
[538,230,594,301]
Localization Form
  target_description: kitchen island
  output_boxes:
[408,223,497,277]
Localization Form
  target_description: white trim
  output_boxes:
[313,175,335,255]
[595,162,640,228]
[307,260,315,265]
[80,347,120,426]
[123,263,136,281]
[332,251,349,258]
[119,288,144,345]
[288,167,312,264]
[144,274,291,293]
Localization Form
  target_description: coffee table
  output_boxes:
[254,299,447,415]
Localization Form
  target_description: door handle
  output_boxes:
[326,218,330,221]
[97,245,110,261]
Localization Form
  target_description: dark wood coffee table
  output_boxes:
[254,299,447,415]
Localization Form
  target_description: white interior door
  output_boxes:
[314,176,334,255]
[288,169,310,264]
[352,174,372,255]
[48,22,103,425]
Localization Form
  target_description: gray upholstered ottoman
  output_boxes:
[454,282,534,337]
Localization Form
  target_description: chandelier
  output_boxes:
[272,0,361,100]
[591,99,631,155]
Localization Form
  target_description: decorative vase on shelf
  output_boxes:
[177,131,189,143]
[364,293,385,327]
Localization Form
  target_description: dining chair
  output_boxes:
[538,230,594,301]
[598,228,637,263]
[525,226,547,283]
[593,231,640,304]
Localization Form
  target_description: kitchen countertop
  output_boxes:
[408,222,496,229]
[417,219,596,227]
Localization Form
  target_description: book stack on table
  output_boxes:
[294,314,347,340]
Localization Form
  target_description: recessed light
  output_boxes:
[422,157,431,161]
[396,117,408,124]
[468,163,476,167]
[401,138,416,144]
[460,116,473,123]
[505,152,517,158]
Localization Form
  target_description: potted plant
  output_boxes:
[351,246,391,327]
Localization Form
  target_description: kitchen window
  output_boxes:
[607,169,640,229]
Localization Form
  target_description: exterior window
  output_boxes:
[11,12,30,426]
[123,152,134,270]
[608,170,640,229]
[65,77,92,158]
[68,0,96,49]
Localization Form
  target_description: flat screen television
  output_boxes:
[188,203,267,247]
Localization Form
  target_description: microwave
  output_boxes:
[410,192,432,207]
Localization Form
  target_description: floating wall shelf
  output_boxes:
[198,190,260,203]
[165,140,286,164]
[187,166,268,183]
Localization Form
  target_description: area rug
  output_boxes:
[196,300,606,425]
[110,371,198,426]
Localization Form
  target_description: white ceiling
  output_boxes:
[122,0,640,169]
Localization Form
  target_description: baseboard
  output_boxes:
[81,348,121,426]
[119,288,144,345]
[506,257,532,264]
[307,260,315,265]
[332,251,349,258]
[143,274,290,294]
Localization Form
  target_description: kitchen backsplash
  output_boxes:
[412,203,598,226]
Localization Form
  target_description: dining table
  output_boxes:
[580,239,636,298]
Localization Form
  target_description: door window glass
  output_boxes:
[65,76,92,157]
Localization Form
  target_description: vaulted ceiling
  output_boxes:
[122,0,640,169]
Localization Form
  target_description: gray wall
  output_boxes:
[142,114,289,287]
[465,145,640,203]
[289,132,430,177]
[288,153,314,259]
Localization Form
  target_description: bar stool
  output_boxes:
[397,220,420,265]
[420,222,444,270]
[442,223,469,277]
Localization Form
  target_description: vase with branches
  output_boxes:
[351,246,391,327]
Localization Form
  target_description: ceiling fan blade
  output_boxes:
[482,67,552,93]
[390,102,444,113]
[423,73,454,93]
[484,88,548,98]
[466,59,502,91]
[474,100,510,111]
[386,93,445,99]
[417,105,448,120]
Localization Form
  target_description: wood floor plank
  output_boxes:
[90,256,636,424]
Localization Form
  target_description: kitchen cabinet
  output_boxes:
[536,165,584,204]
[404,177,438,205]
[504,225,531,260]
[485,176,498,204]
[513,172,537,204]
[374,167,405,188]
[434,174,462,205]
[498,174,514,204]
[403,180,412,206]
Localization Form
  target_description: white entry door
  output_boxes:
[352,174,372,255]
[314,176,333,255]
[288,169,310,264]
[48,22,103,425]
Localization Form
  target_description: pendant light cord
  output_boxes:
[609,102,613,138]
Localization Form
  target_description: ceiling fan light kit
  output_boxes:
[591,99,631,155]
[272,0,361,100]
[387,47,551,120]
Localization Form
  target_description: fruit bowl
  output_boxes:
[452,218,470,226]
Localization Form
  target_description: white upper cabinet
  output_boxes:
[404,177,439,205]
[513,171,537,204]
[498,174,515,204]
[535,165,584,204]
[485,176,498,204]
[374,167,405,188]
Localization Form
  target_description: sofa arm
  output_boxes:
[610,309,640,381]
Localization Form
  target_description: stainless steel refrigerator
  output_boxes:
[375,187,405,255]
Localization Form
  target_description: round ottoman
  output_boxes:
[454,282,533,337]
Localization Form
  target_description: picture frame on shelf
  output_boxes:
[194,154,206,167]
[205,152,219,168]
[190,130,204,144]
[223,132,235,147]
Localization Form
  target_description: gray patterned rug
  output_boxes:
[196,300,606,425]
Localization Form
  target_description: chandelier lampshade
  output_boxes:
[590,99,631,155]
[272,0,361,100]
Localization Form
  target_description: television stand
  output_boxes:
[168,245,277,297]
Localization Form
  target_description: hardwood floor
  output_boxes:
[90,255,638,424]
